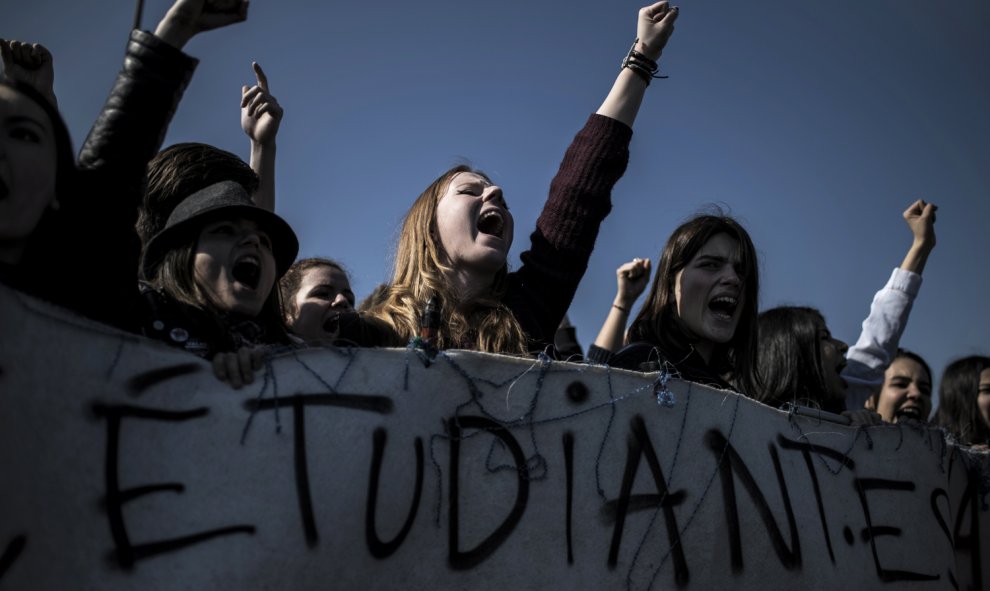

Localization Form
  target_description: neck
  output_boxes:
[441,266,495,313]
[693,340,714,366]
[0,242,26,267]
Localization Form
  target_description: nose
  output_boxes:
[239,229,261,248]
[905,382,922,400]
[331,293,351,310]
[720,265,741,287]
[836,339,849,355]
[482,185,504,204]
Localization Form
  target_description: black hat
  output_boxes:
[142,180,299,279]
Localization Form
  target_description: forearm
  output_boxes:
[592,303,632,353]
[250,140,276,211]
[843,268,922,409]
[899,240,933,275]
[77,30,197,176]
[596,67,650,129]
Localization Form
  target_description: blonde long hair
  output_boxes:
[366,165,528,354]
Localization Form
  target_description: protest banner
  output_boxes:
[1,285,987,590]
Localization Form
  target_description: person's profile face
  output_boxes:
[434,172,514,278]
[814,315,850,402]
[0,85,58,251]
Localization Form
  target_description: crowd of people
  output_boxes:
[2,0,988,448]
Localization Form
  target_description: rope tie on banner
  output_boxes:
[240,356,281,444]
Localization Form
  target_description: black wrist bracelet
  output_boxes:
[621,38,668,82]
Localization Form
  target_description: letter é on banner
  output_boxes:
[705,430,801,572]
[447,416,529,570]
[854,478,940,583]
[365,428,424,558]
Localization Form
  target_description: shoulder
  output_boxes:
[610,341,666,371]
[137,283,212,356]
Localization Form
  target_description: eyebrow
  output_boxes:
[456,177,491,188]
[5,115,47,128]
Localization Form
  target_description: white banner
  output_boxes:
[1,285,987,590]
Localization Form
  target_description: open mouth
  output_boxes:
[708,296,738,321]
[895,406,923,421]
[477,209,505,239]
[322,313,342,334]
[231,256,261,290]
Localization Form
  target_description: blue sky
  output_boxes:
[5,0,989,405]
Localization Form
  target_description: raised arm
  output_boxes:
[591,257,651,356]
[843,200,938,410]
[596,1,678,128]
[68,0,249,330]
[506,3,679,352]
[0,40,57,107]
[241,61,282,211]
[78,0,249,174]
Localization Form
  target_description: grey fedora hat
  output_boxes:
[142,180,299,279]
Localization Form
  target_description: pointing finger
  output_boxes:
[252,61,269,92]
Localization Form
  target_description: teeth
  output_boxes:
[478,210,504,236]
[712,296,737,306]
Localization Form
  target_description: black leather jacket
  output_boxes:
[66,30,196,330]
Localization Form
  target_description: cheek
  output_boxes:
[877,388,902,411]
[192,253,211,281]
[434,197,473,248]
[262,253,277,288]
[13,146,58,204]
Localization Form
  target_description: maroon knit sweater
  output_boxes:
[505,113,632,354]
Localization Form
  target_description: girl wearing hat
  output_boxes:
[139,180,299,386]
[360,2,680,354]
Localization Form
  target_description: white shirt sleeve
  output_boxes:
[842,267,923,411]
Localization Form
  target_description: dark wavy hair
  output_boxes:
[626,213,759,386]
[751,306,834,411]
[935,355,990,445]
